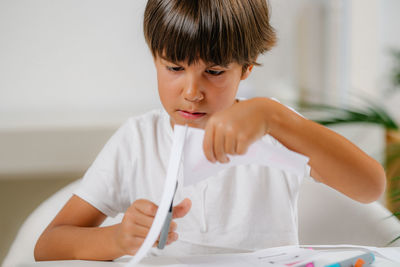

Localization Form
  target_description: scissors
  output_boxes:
[157,180,178,249]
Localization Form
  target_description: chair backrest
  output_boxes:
[2,180,77,267]
[2,180,121,267]
[298,176,400,247]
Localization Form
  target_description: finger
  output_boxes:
[203,122,216,162]
[166,231,178,245]
[153,232,178,247]
[134,199,158,217]
[130,223,151,238]
[126,209,155,228]
[236,135,250,155]
[172,198,192,218]
[169,221,177,232]
[214,124,228,163]
[224,131,236,155]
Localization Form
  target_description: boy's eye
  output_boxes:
[206,69,225,76]
[167,66,184,72]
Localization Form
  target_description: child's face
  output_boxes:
[154,55,252,129]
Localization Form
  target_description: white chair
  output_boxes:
[3,178,400,267]
[298,177,400,246]
[1,180,122,267]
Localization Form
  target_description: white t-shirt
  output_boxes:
[74,109,310,256]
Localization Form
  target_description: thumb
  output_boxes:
[172,198,192,219]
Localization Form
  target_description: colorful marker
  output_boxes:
[324,252,375,267]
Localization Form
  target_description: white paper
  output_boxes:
[125,125,188,267]
[248,246,319,266]
[122,245,400,267]
[176,246,320,266]
[181,126,310,186]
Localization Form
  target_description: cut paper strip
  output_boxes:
[125,125,188,267]
[181,125,310,186]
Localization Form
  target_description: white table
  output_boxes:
[15,247,400,267]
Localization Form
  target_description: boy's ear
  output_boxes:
[241,65,254,80]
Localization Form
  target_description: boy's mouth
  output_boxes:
[178,110,207,120]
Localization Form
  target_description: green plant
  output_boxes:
[298,100,398,130]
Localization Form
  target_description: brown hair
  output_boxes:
[143,0,276,70]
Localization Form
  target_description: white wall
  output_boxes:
[0,0,306,130]
[0,0,159,129]
[243,0,303,101]
[0,0,308,175]
[2,0,399,129]
[1,0,398,175]
[379,0,400,89]
[378,0,400,122]
[350,0,379,98]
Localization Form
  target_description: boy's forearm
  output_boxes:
[258,97,386,203]
[35,224,123,261]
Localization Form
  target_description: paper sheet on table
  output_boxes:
[181,125,310,186]
[125,125,188,267]
[175,246,320,266]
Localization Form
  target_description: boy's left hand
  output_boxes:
[203,98,269,163]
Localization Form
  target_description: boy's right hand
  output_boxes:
[114,198,191,256]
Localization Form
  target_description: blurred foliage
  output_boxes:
[391,49,400,91]
[298,99,399,130]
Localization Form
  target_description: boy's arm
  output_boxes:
[203,97,386,204]
[34,195,121,261]
[34,195,191,261]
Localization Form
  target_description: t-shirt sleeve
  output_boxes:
[74,120,136,217]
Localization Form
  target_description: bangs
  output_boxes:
[144,0,276,66]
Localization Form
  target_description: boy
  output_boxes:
[34,0,386,261]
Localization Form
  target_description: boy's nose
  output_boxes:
[183,78,204,102]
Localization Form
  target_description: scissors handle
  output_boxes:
[157,181,178,249]
[157,202,173,249]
